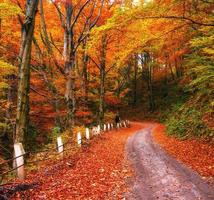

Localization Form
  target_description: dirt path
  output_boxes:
[126,125,214,200]
[6,122,214,199]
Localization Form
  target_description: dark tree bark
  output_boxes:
[141,52,155,111]
[82,39,89,104]
[148,59,155,111]
[15,0,39,143]
[133,54,138,106]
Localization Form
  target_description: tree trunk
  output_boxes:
[175,56,182,78]
[133,54,138,106]
[15,0,39,144]
[164,56,168,86]
[39,0,62,130]
[63,4,76,128]
[82,39,89,104]
[99,66,105,125]
[169,61,175,80]
[0,18,2,39]
[148,61,155,111]
[65,57,76,128]
[99,35,107,125]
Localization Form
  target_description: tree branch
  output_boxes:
[136,15,214,27]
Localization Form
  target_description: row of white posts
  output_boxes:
[13,120,130,180]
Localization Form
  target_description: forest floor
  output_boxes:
[2,122,214,200]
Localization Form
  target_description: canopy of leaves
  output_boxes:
[0,1,22,19]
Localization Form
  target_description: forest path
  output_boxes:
[126,124,214,200]
[9,122,214,199]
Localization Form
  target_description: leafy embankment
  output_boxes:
[153,124,214,178]
[155,81,213,140]
[161,26,214,140]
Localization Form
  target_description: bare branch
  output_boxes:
[70,0,91,29]
[51,0,66,29]
[88,56,100,69]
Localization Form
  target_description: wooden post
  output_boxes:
[86,128,90,140]
[77,132,82,147]
[107,123,110,131]
[97,125,101,134]
[117,123,119,129]
[14,143,25,180]
[57,136,63,156]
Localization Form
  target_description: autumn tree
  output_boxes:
[51,0,104,128]
[15,0,39,143]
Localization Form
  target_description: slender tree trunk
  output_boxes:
[0,18,2,39]
[162,55,169,98]
[164,56,168,85]
[140,53,144,79]
[175,56,183,77]
[148,61,155,111]
[99,66,105,125]
[169,61,175,80]
[15,0,39,143]
[65,56,76,127]
[82,39,89,104]
[99,35,107,125]
[40,0,51,53]
[133,54,138,106]
[39,0,62,130]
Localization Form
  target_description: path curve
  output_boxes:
[126,125,214,200]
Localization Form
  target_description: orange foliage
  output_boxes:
[153,124,214,177]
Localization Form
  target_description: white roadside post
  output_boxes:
[86,128,90,140]
[77,132,82,147]
[117,123,120,129]
[107,123,110,131]
[111,123,114,129]
[103,124,106,132]
[14,143,25,180]
[97,125,101,134]
[57,136,63,156]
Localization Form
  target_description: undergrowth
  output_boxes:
[158,81,213,140]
